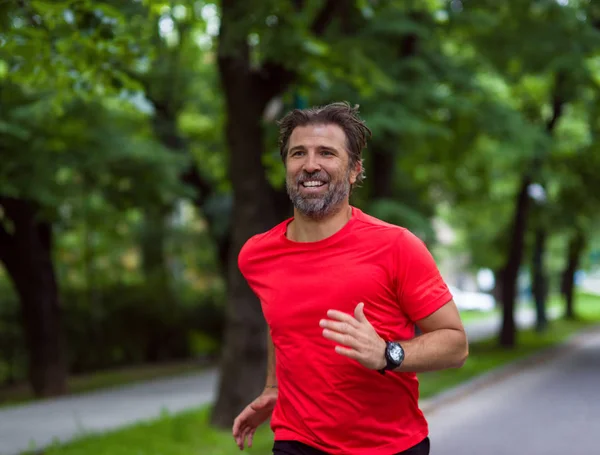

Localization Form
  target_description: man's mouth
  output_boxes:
[301,180,327,188]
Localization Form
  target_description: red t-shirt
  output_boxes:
[238,207,452,455]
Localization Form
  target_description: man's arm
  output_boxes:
[392,299,468,373]
[265,331,278,388]
[320,300,468,374]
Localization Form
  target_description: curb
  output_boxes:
[419,323,600,416]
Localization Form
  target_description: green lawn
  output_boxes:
[458,307,500,324]
[28,292,600,455]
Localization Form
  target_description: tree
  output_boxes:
[210,0,367,426]
[553,93,600,319]
[0,1,184,395]
[449,0,600,346]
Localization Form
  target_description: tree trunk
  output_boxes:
[370,142,396,199]
[562,231,585,320]
[151,96,235,281]
[209,55,281,429]
[368,14,419,202]
[140,205,170,293]
[208,0,364,427]
[499,72,566,347]
[209,0,346,427]
[531,227,548,332]
[139,205,173,362]
[499,176,531,348]
[493,268,504,305]
[0,197,68,397]
[181,165,233,279]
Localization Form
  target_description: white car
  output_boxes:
[448,285,496,312]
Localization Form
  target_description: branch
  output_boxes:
[546,71,567,134]
[253,0,349,103]
[181,165,214,208]
[311,0,341,35]
[0,198,16,264]
[17,0,46,28]
[0,219,12,249]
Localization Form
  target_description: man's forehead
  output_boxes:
[289,123,347,148]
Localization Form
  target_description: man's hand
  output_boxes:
[320,302,387,370]
[232,388,278,450]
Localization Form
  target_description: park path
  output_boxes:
[426,327,600,455]
[0,306,563,455]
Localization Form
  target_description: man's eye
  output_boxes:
[321,150,333,156]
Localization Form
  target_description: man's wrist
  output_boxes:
[379,340,405,374]
[376,337,387,371]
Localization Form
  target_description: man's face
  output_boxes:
[285,123,360,220]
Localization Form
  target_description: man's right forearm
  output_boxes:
[265,331,277,388]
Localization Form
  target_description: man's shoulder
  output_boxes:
[353,208,431,253]
[353,208,409,239]
[238,218,290,271]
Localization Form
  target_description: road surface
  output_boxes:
[426,328,600,455]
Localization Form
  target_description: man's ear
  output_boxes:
[349,159,362,185]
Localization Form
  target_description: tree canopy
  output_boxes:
[1,0,599,425]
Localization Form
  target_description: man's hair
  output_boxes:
[277,101,372,185]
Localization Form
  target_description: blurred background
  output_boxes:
[1,1,600,454]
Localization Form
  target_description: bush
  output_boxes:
[0,282,225,384]
[62,283,226,373]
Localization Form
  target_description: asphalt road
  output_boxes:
[426,329,600,455]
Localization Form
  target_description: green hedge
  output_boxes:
[0,283,225,385]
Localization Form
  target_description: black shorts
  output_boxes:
[272,437,430,455]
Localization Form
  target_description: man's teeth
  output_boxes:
[302,181,325,187]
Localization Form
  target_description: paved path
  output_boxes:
[0,373,218,455]
[0,306,562,455]
[426,328,600,455]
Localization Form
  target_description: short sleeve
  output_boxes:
[237,233,261,279]
[395,229,453,321]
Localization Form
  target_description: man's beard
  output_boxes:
[286,169,352,220]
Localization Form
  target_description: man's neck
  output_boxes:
[288,204,353,243]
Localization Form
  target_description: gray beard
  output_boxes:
[286,171,351,220]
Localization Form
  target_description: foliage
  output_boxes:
[1,0,600,404]
[0,282,224,386]
[0,87,190,218]
[0,0,149,100]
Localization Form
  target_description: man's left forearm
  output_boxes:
[392,328,468,373]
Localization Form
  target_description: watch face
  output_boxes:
[389,344,403,362]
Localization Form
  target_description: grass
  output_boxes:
[27,292,600,455]
[0,360,206,408]
[30,407,263,455]
[458,307,500,324]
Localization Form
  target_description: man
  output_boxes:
[232,102,468,455]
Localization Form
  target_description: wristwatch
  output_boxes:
[378,341,405,375]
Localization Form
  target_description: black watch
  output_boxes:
[378,341,404,375]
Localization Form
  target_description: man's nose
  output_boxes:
[303,152,321,173]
